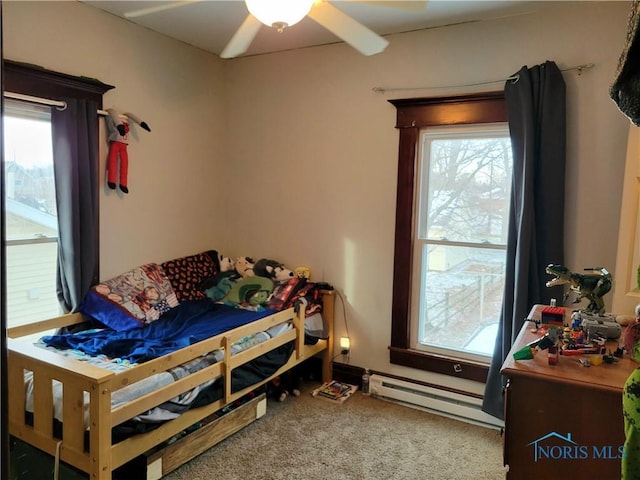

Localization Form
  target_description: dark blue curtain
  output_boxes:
[52,98,100,313]
[482,61,566,419]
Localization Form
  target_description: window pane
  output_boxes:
[5,243,59,328]
[419,129,512,244]
[417,244,506,356]
[413,123,512,362]
[4,100,60,327]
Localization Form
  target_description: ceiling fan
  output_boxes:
[124,0,428,58]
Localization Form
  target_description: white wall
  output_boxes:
[2,1,633,394]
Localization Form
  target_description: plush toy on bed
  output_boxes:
[235,257,255,278]
[254,258,295,283]
[200,253,237,301]
[217,253,234,273]
[221,276,274,306]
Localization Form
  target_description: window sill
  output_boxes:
[389,346,489,383]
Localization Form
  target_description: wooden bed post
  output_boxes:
[89,378,113,480]
[321,290,335,383]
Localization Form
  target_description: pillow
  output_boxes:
[161,251,219,302]
[81,263,179,331]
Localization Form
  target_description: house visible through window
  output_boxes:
[411,123,512,364]
[3,99,60,327]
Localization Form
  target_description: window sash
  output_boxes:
[409,123,511,364]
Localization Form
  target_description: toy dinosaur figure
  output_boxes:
[545,264,612,314]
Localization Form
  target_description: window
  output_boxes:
[411,124,512,363]
[3,100,60,327]
[2,60,114,334]
[389,93,508,383]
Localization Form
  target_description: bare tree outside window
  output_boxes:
[412,125,512,362]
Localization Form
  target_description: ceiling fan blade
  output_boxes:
[357,0,428,12]
[220,15,262,59]
[124,0,202,19]
[308,1,389,56]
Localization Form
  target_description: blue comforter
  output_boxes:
[41,300,276,363]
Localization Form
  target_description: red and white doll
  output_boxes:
[105,109,150,194]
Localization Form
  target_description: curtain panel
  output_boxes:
[482,61,566,419]
[52,99,100,313]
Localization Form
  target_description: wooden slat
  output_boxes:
[224,335,232,405]
[321,290,335,383]
[8,365,26,429]
[32,373,53,439]
[88,380,113,480]
[293,307,304,360]
[62,385,86,453]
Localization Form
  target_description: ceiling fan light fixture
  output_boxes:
[245,0,315,31]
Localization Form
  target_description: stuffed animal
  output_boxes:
[254,258,295,283]
[203,275,235,301]
[217,253,234,272]
[199,253,236,295]
[105,109,151,194]
[235,256,255,278]
[221,276,274,305]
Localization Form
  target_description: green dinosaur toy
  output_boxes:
[545,264,612,314]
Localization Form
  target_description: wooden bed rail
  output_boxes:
[8,290,335,479]
[7,312,87,339]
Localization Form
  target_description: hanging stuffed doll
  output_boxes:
[105,108,151,194]
[623,304,640,479]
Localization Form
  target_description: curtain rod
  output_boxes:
[4,91,111,116]
[372,63,595,94]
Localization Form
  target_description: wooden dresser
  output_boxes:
[501,305,637,479]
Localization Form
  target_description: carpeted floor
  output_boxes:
[164,383,507,480]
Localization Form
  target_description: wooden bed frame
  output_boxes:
[7,290,334,480]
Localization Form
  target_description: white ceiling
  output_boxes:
[83,0,543,57]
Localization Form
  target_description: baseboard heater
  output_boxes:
[369,374,503,430]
